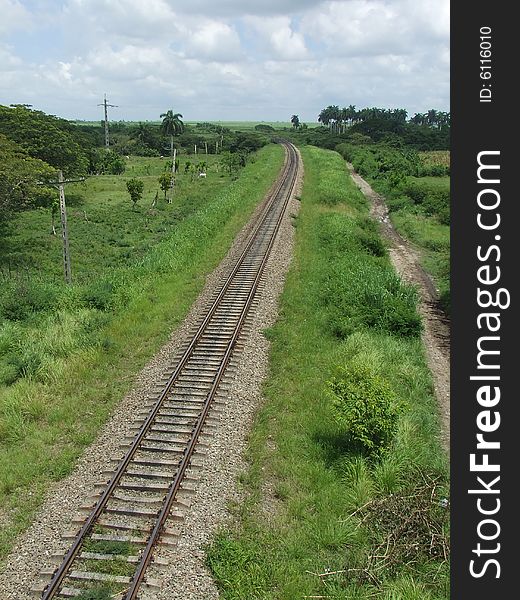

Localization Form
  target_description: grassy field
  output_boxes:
[1,154,231,281]
[188,121,319,131]
[75,121,319,131]
[207,146,449,599]
[0,145,285,560]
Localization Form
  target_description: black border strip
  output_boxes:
[451,3,516,597]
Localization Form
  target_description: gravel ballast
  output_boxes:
[0,147,303,599]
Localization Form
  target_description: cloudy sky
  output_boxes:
[0,0,449,122]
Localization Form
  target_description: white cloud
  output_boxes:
[246,16,309,60]
[0,0,449,121]
[303,0,448,58]
[185,21,243,62]
[0,0,33,34]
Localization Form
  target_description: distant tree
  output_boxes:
[254,124,275,132]
[220,151,241,176]
[126,178,144,209]
[291,114,300,129]
[158,172,172,201]
[131,122,153,145]
[160,110,184,159]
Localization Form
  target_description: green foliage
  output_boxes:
[315,211,421,338]
[400,177,450,225]
[0,277,59,321]
[220,151,242,176]
[158,171,173,199]
[126,177,144,207]
[0,134,56,221]
[160,110,184,138]
[254,124,275,132]
[324,256,422,338]
[81,280,117,311]
[328,363,400,455]
[0,105,88,174]
[336,143,421,184]
[0,145,285,560]
[88,148,125,175]
[207,145,448,600]
[317,213,386,258]
[223,131,268,154]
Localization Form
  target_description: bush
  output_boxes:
[400,179,450,224]
[0,279,59,321]
[323,256,422,338]
[328,363,400,455]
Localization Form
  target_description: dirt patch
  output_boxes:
[347,164,450,454]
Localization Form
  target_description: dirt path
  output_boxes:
[347,164,450,453]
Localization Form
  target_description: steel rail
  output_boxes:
[40,141,299,599]
[125,143,298,598]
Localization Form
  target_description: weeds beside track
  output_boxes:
[207,146,449,600]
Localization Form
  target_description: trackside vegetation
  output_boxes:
[207,146,449,599]
[0,144,284,560]
[335,143,450,315]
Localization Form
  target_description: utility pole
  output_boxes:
[97,94,118,149]
[39,172,85,284]
[169,147,177,203]
[58,171,72,284]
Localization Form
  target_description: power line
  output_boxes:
[97,93,118,149]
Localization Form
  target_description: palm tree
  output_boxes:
[290,114,300,129]
[160,110,184,159]
[346,104,357,126]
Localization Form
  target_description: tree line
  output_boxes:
[316,104,450,133]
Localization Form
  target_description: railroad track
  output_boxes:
[35,141,299,599]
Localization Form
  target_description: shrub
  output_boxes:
[323,256,422,338]
[355,216,387,257]
[400,179,450,224]
[328,363,400,455]
[0,279,59,321]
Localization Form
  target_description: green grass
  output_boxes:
[187,121,320,131]
[0,144,285,561]
[406,176,449,191]
[388,184,450,313]
[0,154,230,281]
[75,121,320,131]
[336,142,450,315]
[207,146,449,599]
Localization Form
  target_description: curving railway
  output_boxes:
[37,141,300,599]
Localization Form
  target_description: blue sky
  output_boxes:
[0,0,449,122]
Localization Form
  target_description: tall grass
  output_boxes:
[207,146,448,599]
[0,144,284,560]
